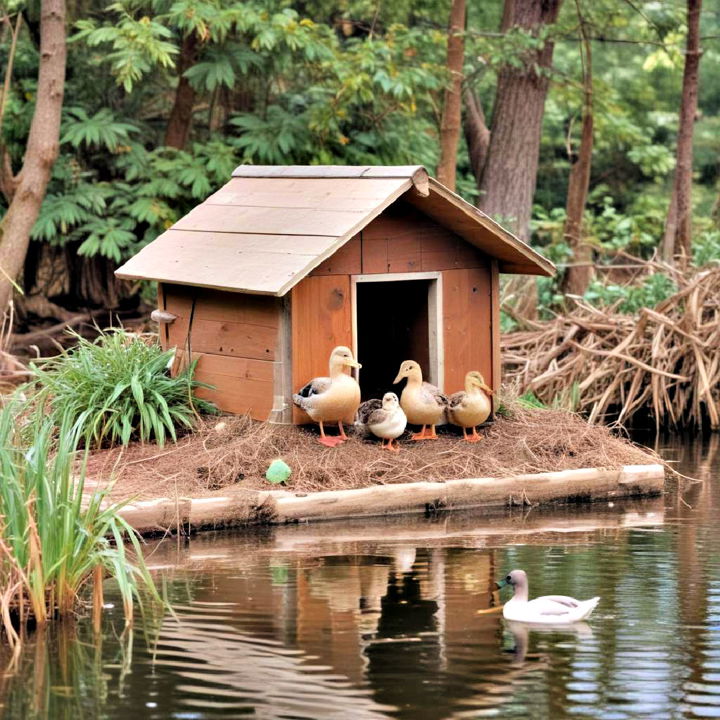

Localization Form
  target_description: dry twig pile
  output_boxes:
[502,264,720,430]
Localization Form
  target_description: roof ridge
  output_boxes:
[231,165,426,179]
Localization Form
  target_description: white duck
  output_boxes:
[358,392,407,451]
[293,346,362,447]
[497,569,600,624]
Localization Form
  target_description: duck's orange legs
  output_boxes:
[413,425,438,441]
[412,425,428,440]
[337,421,348,442]
[463,426,481,443]
[317,421,343,447]
[382,438,400,452]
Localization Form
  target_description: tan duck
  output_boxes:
[393,360,448,440]
[447,371,493,442]
[293,346,362,447]
[357,392,407,451]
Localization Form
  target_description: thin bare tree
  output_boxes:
[437,0,466,191]
[662,0,702,265]
[0,0,66,310]
[562,0,594,296]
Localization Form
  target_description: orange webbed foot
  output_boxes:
[464,427,481,443]
[412,426,428,441]
[318,436,343,447]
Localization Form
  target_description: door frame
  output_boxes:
[350,271,444,391]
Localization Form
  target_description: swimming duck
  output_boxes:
[358,392,407,451]
[393,360,448,440]
[293,346,362,447]
[497,569,600,624]
[447,371,494,442]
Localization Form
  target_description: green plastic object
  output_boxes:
[266,458,292,485]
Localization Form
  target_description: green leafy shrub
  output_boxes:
[0,396,160,634]
[694,230,720,267]
[517,392,548,410]
[583,273,676,314]
[32,329,214,448]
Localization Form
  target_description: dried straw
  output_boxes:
[85,401,656,500]
[502,261,720,431]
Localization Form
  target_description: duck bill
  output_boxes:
[495,579,507,589]
[481,383,494,395]
[393,372,405,384]
[345,360,362,369]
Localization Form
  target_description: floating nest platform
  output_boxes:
[87,403,658,503]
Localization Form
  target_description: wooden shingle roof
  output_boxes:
[115,165,554,295]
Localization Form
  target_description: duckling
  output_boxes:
[355,398,382,438]
[447,371,494,442]
[361,392,407,451]
[393,360,447,440]
[293,346,362,447]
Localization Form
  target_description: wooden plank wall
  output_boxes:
[308,201,495,404]
[291,275,353,423]
[490,260,502,408]
[442,267,493,395]
[164,285,280,419]
[310,202,488,277]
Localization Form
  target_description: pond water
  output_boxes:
[1,434,719,719]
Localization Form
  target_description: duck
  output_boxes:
[393,360,448,440]
[497,569,600,624]
[447,371,494,442]
[357,392,407,451]
[293,346,362,447]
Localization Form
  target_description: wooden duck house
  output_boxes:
[116,165,554,423]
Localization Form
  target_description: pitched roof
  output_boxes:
[115,165,554,295]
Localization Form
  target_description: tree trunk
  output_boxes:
[562,4,594,297]
[463,88,490,186]
[0,14,23,204]
[478,0,563,241]
[0,0,66,312]
[437,0,466,191]
[661,0,702,265]
[164,33,199,150]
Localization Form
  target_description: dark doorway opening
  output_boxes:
[356,279,433,401]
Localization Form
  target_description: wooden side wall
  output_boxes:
[161,284,282,420]
[442,267,494,396]
[291,275,353,423]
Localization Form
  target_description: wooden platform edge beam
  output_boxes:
[112,463,665,535]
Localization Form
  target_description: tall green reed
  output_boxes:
[31,328,214,448]
[0,394,160,643]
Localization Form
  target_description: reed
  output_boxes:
[0,395,159,644]
[502,263,720,431]
[31,328,214,448]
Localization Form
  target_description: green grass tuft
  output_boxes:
[31,328,215,449]
[0,394,161,638]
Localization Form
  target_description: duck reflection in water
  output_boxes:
[505,619,593,663]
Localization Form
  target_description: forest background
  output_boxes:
[0,0,717,336]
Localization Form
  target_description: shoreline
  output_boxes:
[110,463,665,537]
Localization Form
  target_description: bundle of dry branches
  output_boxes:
[502,263,720,430]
